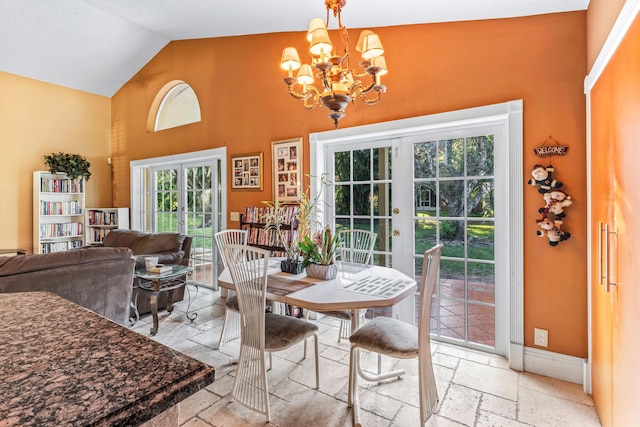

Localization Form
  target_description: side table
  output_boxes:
[0,249,26,256]
[134,265,197,335]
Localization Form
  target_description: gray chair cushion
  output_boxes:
[225,295,239,311]
[264,313,318,351]
[349,316,419,358]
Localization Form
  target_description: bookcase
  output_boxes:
[240,206,299,255]
[85,208,130,245]
[33,171,85,254]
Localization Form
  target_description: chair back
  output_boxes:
[418,244,442,337]
[417,244,442,421]
[214,229,248,269]
[221,244,269,349]
[337,229,377,265]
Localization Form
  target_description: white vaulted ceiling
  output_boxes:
[0,0,589,97]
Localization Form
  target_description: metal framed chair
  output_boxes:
[223,244,319,423]
[311,229,377,342]
[348,244,442,426]
[213,229,247,350]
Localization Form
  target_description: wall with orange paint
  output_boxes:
[111,12,587,357]
[587,0,626,70]
[0,71,113,253]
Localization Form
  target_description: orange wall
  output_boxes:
[0,71,113,253]
[589,11,640,427]
[112,13,588,356]
[587,0,626,71]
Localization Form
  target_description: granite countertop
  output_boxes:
[0,291,215,426]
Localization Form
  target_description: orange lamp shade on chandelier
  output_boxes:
[280,0,388,128]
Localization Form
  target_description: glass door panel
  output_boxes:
[413,132,497,350]
[184,163,217,289]
[149,162,221,290]
[155,169,179,232]
[331,144,395,317]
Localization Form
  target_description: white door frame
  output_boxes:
[310,100,523,367]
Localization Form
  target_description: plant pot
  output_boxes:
[305,263,337,280]
[281,259,303,274]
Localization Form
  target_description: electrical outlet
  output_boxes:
[230,211,240,221]
[534,328,548,347]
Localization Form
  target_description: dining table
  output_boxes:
[217,258,417,426]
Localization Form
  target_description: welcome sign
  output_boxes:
[534,137,569,157]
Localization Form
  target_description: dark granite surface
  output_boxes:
[0,292,215,426]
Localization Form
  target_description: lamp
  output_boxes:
[280,0,388,128]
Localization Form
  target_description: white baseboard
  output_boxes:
[523,346,587,385]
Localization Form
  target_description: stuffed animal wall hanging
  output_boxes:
[529,137,572,246]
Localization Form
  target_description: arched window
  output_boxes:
[148,81,201,132]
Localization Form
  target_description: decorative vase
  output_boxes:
[305,263,337,280]
[281,259,303,274]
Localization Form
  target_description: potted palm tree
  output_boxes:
[44,152,91,181]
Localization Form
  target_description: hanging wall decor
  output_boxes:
[528,136,572,246]
[533,136,569,157]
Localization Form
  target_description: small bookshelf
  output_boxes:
[85,208,130,246]
[240,206,299,255]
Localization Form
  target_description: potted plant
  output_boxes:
[263,200,304,274]
[44,152,91,181]
[264,173,333,274]
[299,225,341,280]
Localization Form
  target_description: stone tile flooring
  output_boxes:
[131,285,601,427]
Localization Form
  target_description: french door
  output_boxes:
[131,149,226,290]
[318,120,509,354]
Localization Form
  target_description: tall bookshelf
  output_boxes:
[33,171,85,254]
[85,208,130,246]
[240,206,299,255]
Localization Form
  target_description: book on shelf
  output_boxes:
[87,210,118,226]
[40,201,81,215]
[241,205,300,255]
[39,222,83,238]
[241,205,300,226]
[39,177,84,193]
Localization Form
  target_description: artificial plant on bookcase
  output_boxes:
[44,152,91,181]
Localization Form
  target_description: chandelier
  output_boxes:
[280,0,388,128]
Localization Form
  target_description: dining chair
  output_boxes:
[222,244,319,423]
[348,243,443,426]
[336,229,376,265]
[213,229,247,350]
[311,229,377,342]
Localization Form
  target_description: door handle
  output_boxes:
[606,226,618,292]
[393,230,400,236]
[598,222,604,286]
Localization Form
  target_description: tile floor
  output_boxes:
[131,284,602,427]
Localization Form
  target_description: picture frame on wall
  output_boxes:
[231,152,263,190]
[272,137,303,202]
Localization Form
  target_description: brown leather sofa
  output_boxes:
[0,247,135,325]
[102,229,192,315]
